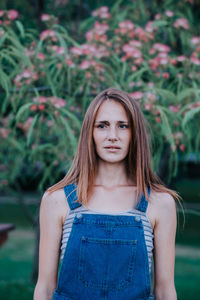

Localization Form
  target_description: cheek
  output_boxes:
[122,131,131,145]
[93,129,103,148]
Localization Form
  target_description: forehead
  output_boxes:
[95,100,128,121]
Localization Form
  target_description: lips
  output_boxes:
[104,146,121,149]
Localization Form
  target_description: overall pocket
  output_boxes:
[78,236,137,291]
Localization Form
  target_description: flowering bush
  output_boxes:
[0,1,200,193]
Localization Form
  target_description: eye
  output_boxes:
[96,124,107,129]
[119,124,129,128]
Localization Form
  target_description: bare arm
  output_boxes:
[152,193,177,300]
[34,189,69,300]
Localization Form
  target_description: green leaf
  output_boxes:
[155,88,175,102]
[78,16,94,33]
[27,114,39,146]
[59,115,77,148]
[111,0,124,14]
[53,24,80,47]
[152,20,168,28]
[182,106,200,128]
[128,67,148,82]
[15,103,33,122]
[15,21,25,38]
[155,105,175,149]
[177,88,200,102]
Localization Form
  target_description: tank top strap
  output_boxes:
[136,187,151,213]
[63,183,82,210]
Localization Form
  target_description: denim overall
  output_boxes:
[53,183,154,300]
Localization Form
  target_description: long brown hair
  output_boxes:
[47,87,182,208]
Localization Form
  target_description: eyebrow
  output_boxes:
[95,120,129,123]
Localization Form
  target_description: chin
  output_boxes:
[100,156,126,164]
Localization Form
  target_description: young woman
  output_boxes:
[34,87,179,300]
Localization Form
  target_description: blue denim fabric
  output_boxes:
[53,183,154,300]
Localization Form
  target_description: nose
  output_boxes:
[107,125,118,141]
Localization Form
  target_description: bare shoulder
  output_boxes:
[150,191,176,210]
[147,191,177,229]
[41,188,69,225]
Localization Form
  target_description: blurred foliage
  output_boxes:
[0,0,200,197]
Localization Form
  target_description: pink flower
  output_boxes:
[119,20,134,30]
[170,58,177,65]
[155,117,161,123]
[159,56,168,65]
[33,96,47,103]
[155,14,161,20]
[190,56,200,65]
[30,104,37,111]
[174,121,179,126]
[0,28,5,38]
[41,14,51,21]
[0,128,10,138]
[0,10,4,17]
[174,132,184,139]
[146,92,156,101]
[92,6,111,19]
[47,120,54,127]
[145,21,154,33]
[169,105,181,113]
[153,43,171,52]
[122,44,142,58]
[173,18,189,30]
[179,144,185,152]
[85,22,109,42]
[85,72,91,79]
[129,40,142,48]
[38,104,45,111]
[79,60,93,69]
[129,82,135,87]
[134,27,151,42]
[132,65,137,72]
[7,10,19,20]
[144,102,153,111]
[149,48,156,55]
[129,91,143,100]
[148,82,154,88]
[37,53,46,60]
[134,57,144,65]
[177,55,186,62]
[165,10,174,17]
[49,97,66,108]
[65,58,75,67]
[40,29,57,40]
[51,45,65,55]
[191,36,200,45]
[57,63,62,69]
[70,46,83,55]
[163,72,170,79]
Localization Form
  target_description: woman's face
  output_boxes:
[93,100,131,164]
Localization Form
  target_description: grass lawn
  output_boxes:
[0,228,200,299]
[0,229,35,300]
[0,177,200,299]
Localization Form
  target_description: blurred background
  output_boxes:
[0,0,200,299]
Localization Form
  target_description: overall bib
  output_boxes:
[53,184,154,300]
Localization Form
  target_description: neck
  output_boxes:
[94,159,135,187]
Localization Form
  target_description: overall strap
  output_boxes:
[136,187,151,213]
[63,183,82,210]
